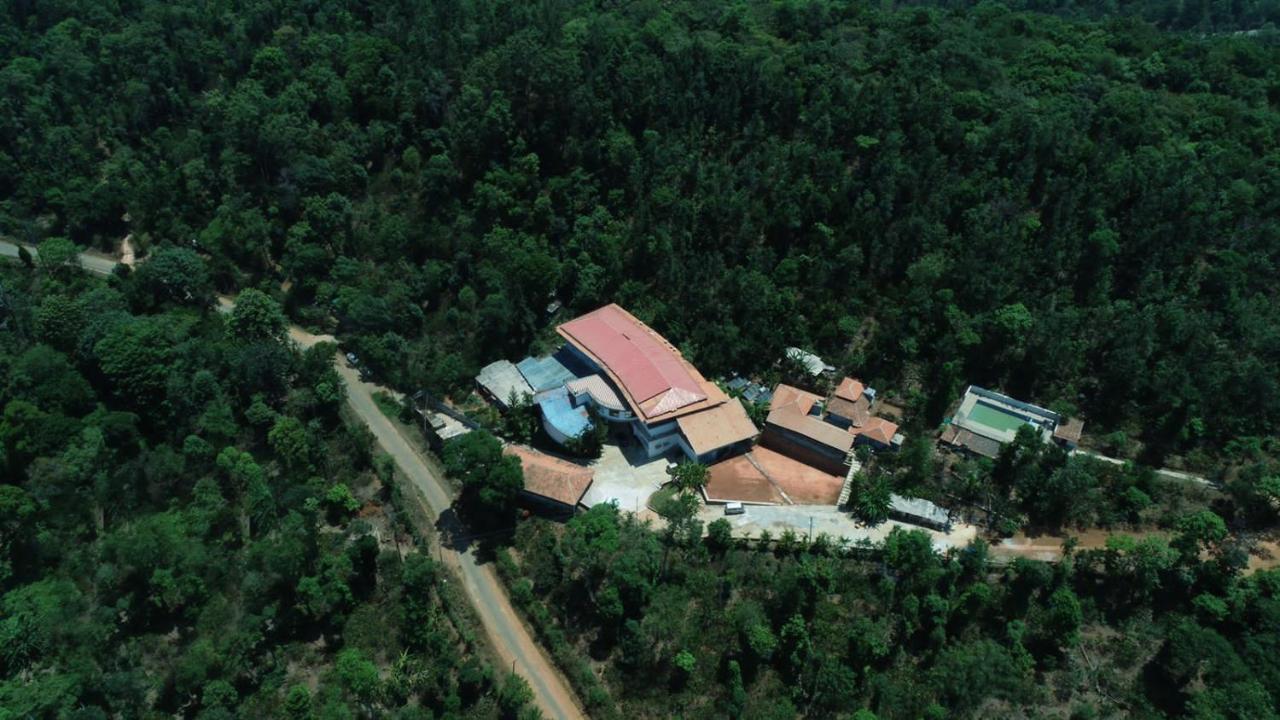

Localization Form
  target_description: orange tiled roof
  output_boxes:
[769,384,822,416]
[676,398,758,456]
[504,445,594,506]
[852,416,898,445]
[834,377,865,403]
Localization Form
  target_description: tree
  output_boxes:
[725,660,747,718]
[850,471,892,525]
[656,490,702,548]
[128,246,214,308]
[228,289,287,342]
[497,672,534,719]
[93,318,174,407]
[323,484,360,523]
[672,649,696,688]
[1173,510,1229,560]
[441,431,524,524]
[670,461,709,494]
[37,237,78,278]
[334,648,380,711]
[706,518,733,555]
[268,415,309,470]
[1042,587,1083,649]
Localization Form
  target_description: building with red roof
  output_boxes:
[504,445,594,515]
[553,304,755,463]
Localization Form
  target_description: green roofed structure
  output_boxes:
[940,385,1083,458]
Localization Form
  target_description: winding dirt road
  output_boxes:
[1,240,587,720]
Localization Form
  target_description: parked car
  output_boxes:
[724,502,745,516]
[345,352,359,367]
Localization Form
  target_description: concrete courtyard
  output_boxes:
[696,503,980,552]
[580,442,673,513]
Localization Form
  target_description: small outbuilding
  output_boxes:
[476,360,534,410]
[784,347,835,377]
[889,495,951,531]
[504,444,594,517]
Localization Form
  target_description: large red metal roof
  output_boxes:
[558,304,706,418]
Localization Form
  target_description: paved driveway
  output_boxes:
[581,442,672,512]
[698,504,979,552]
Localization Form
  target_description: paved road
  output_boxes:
[0,239,119,277]
[1071,448,1213,487]
[331,358,585,720]
[1,240,586,720]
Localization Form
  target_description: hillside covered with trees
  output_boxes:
[506,499,1280,719]
[6,1,1280,717]
[0,257,536,717]
[3,0,1280,478]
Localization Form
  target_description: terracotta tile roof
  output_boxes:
[852,416,898,445]
[834,377,865,403]
[676,398,758,456]
[503,445,594,506]
[766,408,855,453]
[826,395,871,427]
[557,304,708,420]
[769,384,822,416]
[945,428,1001,458]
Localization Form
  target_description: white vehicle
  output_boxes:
[724,502,745,516]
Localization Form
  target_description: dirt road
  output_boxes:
[0,241,586,720]
[332,359,585,720]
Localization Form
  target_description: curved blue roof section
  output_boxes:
[537,387,592,440]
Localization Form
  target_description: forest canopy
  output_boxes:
[4,0,1280,467]
[0,260,534,716]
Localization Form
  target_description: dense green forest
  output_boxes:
[0,260,535,717]
[506,499,1279,719]
[901,0,1280,31]
[4,0,1280,474]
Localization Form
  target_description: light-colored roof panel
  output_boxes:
[477,360,534,406]
[890,494,950,525]
[785,347,830,376]
[766,408,854,453]
[677,398,758,456]
[504,445,594,506]
[565,374,626,412]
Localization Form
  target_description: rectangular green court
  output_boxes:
[965,402,1029,434]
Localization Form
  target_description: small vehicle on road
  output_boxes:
[724,502,745,516]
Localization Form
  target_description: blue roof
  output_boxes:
[536,387,592,439]
[517,354,577,392]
